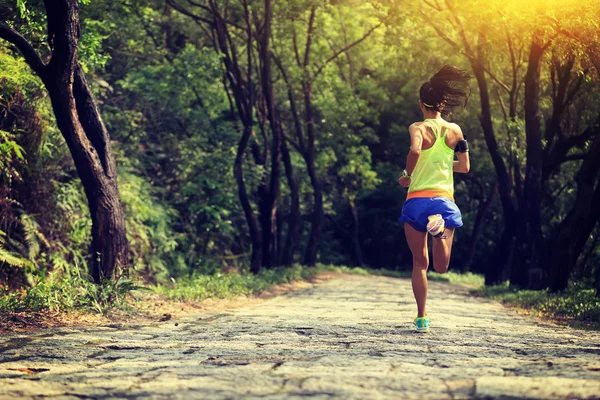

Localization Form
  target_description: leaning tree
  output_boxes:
[0,0,128,283]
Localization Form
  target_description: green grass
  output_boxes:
[429,271,485,286]
[360,268,485,287]
[363,268,600,327]
[153,264,486,302]
[153,264,369,301]
[0,263,369,314]
[6,261,597,330]
[472,281,600,326]
[0,265,143,315]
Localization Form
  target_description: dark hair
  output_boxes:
[419,65,472,115]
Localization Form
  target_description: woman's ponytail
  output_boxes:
[420,65,472,115]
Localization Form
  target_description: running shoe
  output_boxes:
[427,214,445,238]
[414,315,430,333]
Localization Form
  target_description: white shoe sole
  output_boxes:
[427,217,445,237]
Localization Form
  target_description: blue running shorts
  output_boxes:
[398,197,463,232]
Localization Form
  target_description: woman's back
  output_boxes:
[407,118,459,200]
[413,119,461,150]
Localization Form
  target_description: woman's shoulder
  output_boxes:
[409,121,428,129]
[410,120,463,138]
[443,122,464,148]
[445,122,464,137]
[408,122,429,135]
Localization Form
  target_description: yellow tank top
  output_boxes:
[407,119,455,201]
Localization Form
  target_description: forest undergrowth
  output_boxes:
[2,264,598,332]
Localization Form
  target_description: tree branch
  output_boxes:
[444,0,473,55]
[566,123,598,148]
[283,132,302,153]
[0,22,46,77]
[495,86,508,120]
[291,19,302,67]
[422,0,443,11]
[422,13,463,53]
[564,70,586,108]
[272,52,305,152]
[185,0,212,13]
[425,2,511,94]
[166,0,215,26]
[311,22,382,81]
[418,5,468,57]
[303,5,317,67]
[168,0,249,31]
[544,122,600,178]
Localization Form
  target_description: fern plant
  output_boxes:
[0,212,49,282]
[0,230,33,270]
[0,130,26,175]
[19,213,49,260]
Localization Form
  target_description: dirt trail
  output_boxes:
[1,275,599,399]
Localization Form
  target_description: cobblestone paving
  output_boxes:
[1,275,599,399]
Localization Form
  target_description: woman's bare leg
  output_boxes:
[404,223,429,317]
[431,228,455,273]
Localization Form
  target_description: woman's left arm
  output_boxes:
[453,126,470,173]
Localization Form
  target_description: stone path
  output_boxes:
[1,275,600,399]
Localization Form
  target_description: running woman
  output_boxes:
[397,65,471,333]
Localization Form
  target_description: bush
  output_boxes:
[474,281,600,324]
[0,263,143,315]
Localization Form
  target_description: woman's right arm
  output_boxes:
[398,124,423,188]
[406,124,423,175]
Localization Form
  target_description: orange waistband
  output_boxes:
[407,189,454,202]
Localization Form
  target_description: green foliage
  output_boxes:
[79,19,112,73]
[55,180,92,251]
[427,271,485,287]
[359,268,485,287]
[0,130,25,172]
[153,264,368,301]
[4,1,46,52]
[118,169,182,281]
[338,146,381,200]
[0,261,143,314]
[0,47,45,95]
[0,230,33,270]
[474,281,600,324]
[0,212,48,278]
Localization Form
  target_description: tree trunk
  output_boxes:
[257,0,281,269]
[470,60,515,284]
[580,229,600,280]
[46,17,129,282]
[276,207,283,264]
[596,245,600,293]
[547,133,600,292]
[302,82,323,266]
[303,160,323,265]
[349,200,363,266]
[205,0,267,272]
[0,0,130,282]
[234,126,261,273]
[70,66,128,282]
[513,33,546,288]
[487,218,515,285]
[465,182,497,272]
[281,139,301,265]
